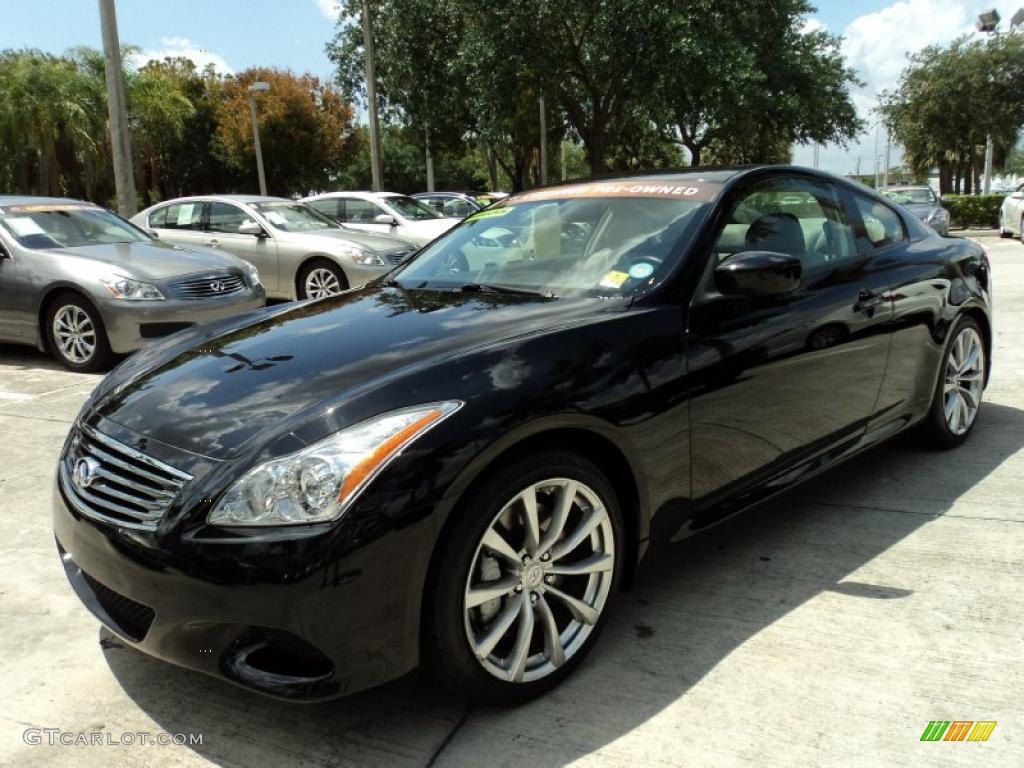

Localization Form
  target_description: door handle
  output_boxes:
[855,288,885,311]
[206,238,220,248]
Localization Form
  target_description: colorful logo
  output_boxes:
[920,721,997,742]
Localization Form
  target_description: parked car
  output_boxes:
[998,182,1024,238]
[132,196,417,300]
[55,167,991,706]
[0,196,264,371]
[879,185,949,236]
[302,191,459,246]
[412,191,485,219]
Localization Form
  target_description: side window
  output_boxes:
[161,202,203,230]
[207,202,255,234]
[422,197,445,214]
[344,198,384,223]
[306,199,340,221]
[148,206,168,228]
[444,199,476,218]
[713,177,858,272]
[850,195,905,252]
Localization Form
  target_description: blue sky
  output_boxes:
[0,0,1019,174]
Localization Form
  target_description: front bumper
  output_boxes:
[96,287,266,354]
[52,477,432,701]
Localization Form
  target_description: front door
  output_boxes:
[204,201,279,292]
[686,175,893,521]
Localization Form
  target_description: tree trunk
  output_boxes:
[485,145,498,191]
[585,133,607,177]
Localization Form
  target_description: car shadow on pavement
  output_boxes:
[103,402,1024,767]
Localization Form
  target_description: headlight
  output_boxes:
[208,401,462,526]
[339,246,384,266]
[241,260,261,286]
[100,275,164,301]
[929,208,949,222]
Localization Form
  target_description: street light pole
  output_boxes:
[883,128,891,188]
[98,0,137,216]
[362,0,384,192]
[247,82,269,196]
[425,125,434,192]
[538,95,548,185]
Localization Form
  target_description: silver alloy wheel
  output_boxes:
[943,326,984,436]
[52,305,97,365]
[304,267,342,299]
[463,478,615,684]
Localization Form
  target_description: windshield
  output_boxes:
[383,195,443,221]
[883,188,936,204]
[393,181,719,297]
[0,204,149,250]
[252,202,340,232]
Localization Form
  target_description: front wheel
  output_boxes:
[424,451,623,705]
[45,293,113,372]
[921,316,985,448]
[298,259,348,300]
[998,210,1013,238]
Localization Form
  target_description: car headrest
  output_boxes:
[745,212,805,255]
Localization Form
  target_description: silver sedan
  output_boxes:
[0,196,265,371]
[132,195,418,300]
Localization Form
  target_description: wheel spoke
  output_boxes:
[548,552,614,577]
[550,505,605,561]
[473,593,523,659]
[507,598,535,682]
[544,584,599,625]
[958,386,977,409]
[519,488,540,555]
[534,595,566,668]
[538,480,575,555]
[482,528,520,564]
[960,342,981,374]
[466,576,519,608]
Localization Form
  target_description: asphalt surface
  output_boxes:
[1,234,1021,767]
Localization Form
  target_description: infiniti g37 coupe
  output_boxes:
[54,167,991,704]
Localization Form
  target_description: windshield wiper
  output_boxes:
[457,282,553,298]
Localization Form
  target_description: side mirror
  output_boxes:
[373,213,397,226]
[714,251,801,297]
[238,220,265,237]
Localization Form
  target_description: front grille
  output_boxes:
[60,425,192,531]
[170,271,245,299]
[81,570,156,641]
[382,249,414,266]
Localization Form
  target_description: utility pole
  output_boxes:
[98,0,137,216]
[883,129,891,188]
[983,135,994,194]
[873,123,881,188]
[425,125,434,192]
[560,140,567,181]
[812,143,820,169]
[538,95,548,185]
[247,82,269,196]
[361,0,384,191]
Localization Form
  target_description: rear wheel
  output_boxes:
[424,451,623,705]
[298,259,348,300]
[921,316,985,448]
[998,210,1013,237]
[45,293,113,372]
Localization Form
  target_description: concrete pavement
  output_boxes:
[0,235,1022,767]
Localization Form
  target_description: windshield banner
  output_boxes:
[511,181,721,203]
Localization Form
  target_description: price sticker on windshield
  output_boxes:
[466,206,514,222]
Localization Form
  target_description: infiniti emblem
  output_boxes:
[73,457,100,489]
[209,280,225,292]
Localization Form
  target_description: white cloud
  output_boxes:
[133,36,234,74]
[801,18,827,35]
[796,1,1023,174]
[315,0,342,21]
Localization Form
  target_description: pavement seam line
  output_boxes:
[790,498,1024,523]
[425,704,474,768]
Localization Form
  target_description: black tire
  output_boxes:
[297,258,348,300]
[920,315,985,449]
[44,292,114,373]
[423,450,624,705]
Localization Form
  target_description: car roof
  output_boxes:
[150,194,292,206]
[0,195,101,209]
[880,185,932,191]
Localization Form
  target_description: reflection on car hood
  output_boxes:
[44,240,243,280]
[93,286,617,458]
[900,202,941,218]
[283,228,417,254]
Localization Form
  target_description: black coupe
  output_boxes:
[54,166,992,704]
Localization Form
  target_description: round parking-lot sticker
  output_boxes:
[628,262,655,279]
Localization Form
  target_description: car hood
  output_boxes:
[281,228,417,254]
[45,240,243,280]
[92,286,621,459]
